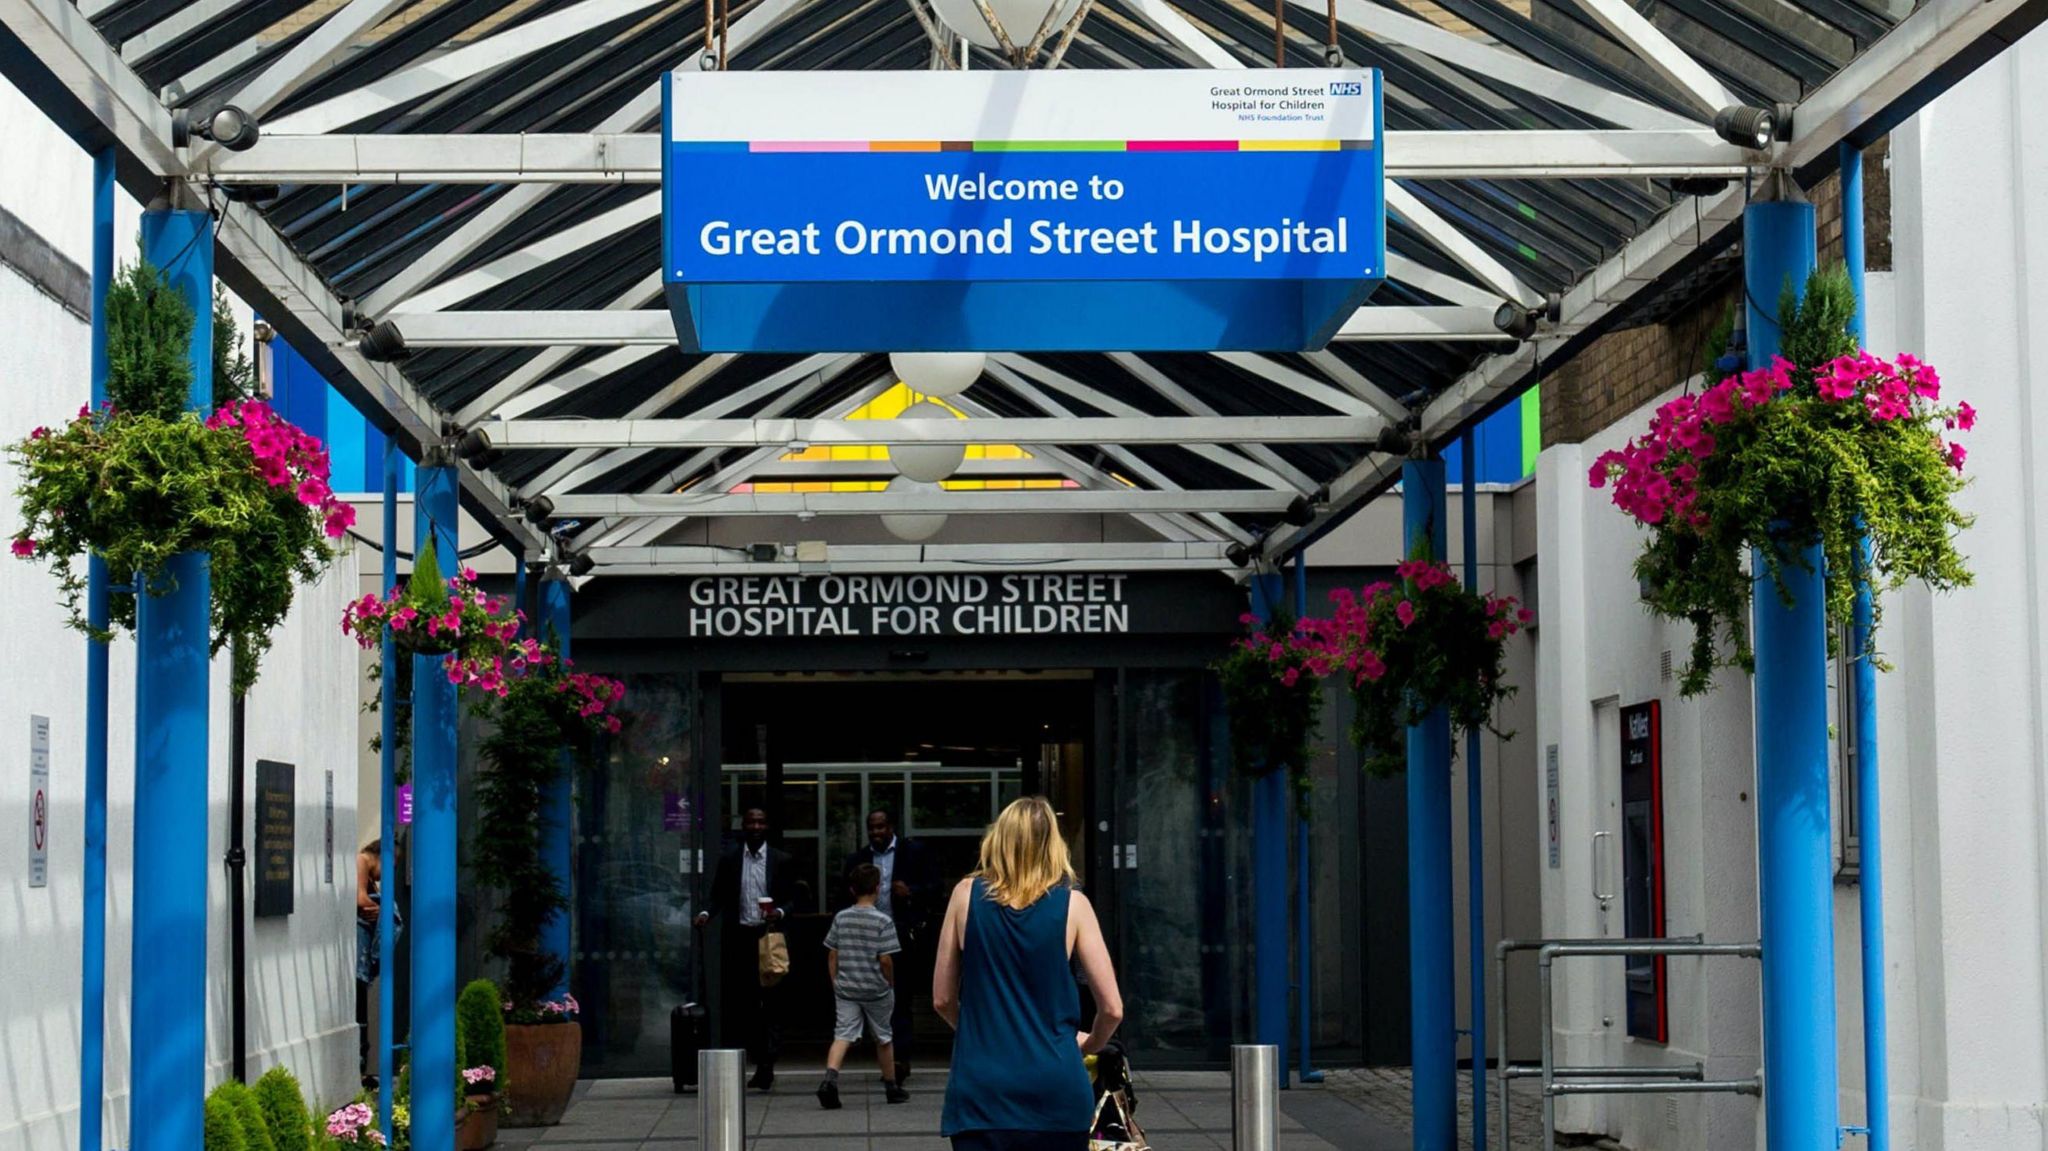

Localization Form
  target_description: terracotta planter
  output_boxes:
[457,1095,498,1151]
[502,1023,581,1127]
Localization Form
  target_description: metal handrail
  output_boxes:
[1495,936,1763,1151]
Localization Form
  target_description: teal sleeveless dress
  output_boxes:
[942,880,1095,1148]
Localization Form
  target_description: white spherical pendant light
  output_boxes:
[890,351,985,399]
[929,0,1085,50]
[881,477,947,543]
[891,399,968,484]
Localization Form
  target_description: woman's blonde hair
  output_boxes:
[975,796,1076,910]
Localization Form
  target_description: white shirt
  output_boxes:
[872,837,897,916]
[739,844,768,926]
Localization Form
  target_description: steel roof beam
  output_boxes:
[742,457,1067,480]
[481,415,1379,450]
[1105,352,1321,493]
[379,306,1504,348]
[547,489,1298,517]
[264,0,672,135]
[1566,0,1739,117]
[186,0,414,167]
[452,274,668,425]
[1385,182,1541,309]
[351,0,813,320]
[586,541,1234,573]
[396,193,660,315]
[204,128,1753,182]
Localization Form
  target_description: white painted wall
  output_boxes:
[0,75,366,1151]
[1525,21,2048,1151]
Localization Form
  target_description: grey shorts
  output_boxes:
[834,993,894,1044]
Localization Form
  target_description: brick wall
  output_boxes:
[1540,139,1891,447]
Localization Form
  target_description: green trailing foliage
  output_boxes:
[1214,610,1322,811]
[1595,264,1976,694]
[253,1065,313,1151]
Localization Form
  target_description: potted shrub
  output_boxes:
[1292,554,1529,776]
[1216,611,1323,809]
[456,1068,499,1151]
[476,651,623,1126]
[252,1065,313,1151]
[1589,266,1975,695]
[7,261,353,693]
[457,978,508,1148]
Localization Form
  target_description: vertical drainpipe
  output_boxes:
[1403,458,1455,1151]
[80,146,114,1151]
[1744,170,1840,1151]
[131,200,215,1151]
[1461,432,1487,1151]
[230,673,249,1081]
[1248,570,1290,1090]
[410,451,462,1151]
[1840,140,1890,1151]
[1292,554,1323,1085]
[541,570,575,999]
[378,441,400,1145]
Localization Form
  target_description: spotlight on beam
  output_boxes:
[1284,496,1316,526]
[523,496,556,524]
[1226,543,1254,568]
[456,428,493,460]
[356,320,409,363]
[568,551,596,577]
[1491,291,1563,342]
[172,104,260,151]
[1713,105,1775,151]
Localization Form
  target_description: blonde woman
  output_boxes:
[935,797,1123,1151]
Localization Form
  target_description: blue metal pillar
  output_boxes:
[132,205,214,1151]
[378,442,400,1146]
[411,455,461,1151]
[540,571,575,999]
[1460,431,1487,1151]
[1291,554,1323,1085]
[1840,140,1890,1151]
[1745,183,1840,1151]
[1247,571,1290,1089]
[1403,458,1455,1151]
[80,147,114,1151]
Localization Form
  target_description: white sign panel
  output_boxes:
[29,715,50,888]
[1545,744,1561,869]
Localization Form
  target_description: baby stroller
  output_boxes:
[1086,1041,1149,1151]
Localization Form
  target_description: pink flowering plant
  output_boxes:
[326,1102,388,1148]
[6,261,351,694]
[342,538,529,691]
[1589,266,1973,695]
[502,994,581,1026]
[1215,610,1324,808]
[1292,554,1529,777]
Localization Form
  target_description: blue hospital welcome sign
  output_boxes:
[662,69,1386,352]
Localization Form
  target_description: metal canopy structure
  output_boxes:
[4,0,2044,574]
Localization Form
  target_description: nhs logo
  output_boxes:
[1328,81,1363,96]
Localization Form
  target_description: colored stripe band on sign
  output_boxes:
[674,140,1373,153]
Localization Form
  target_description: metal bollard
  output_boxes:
[1232,1044,1278,1151]
[700,1049,745,1151]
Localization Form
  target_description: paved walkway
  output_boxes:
[500,1064,1569,1151]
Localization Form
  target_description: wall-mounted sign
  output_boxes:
[682,573,1145,639]
[1545,744,1560,870]
[397,783,413,826]
[29,715,49,888]
[1620,701,1667,1042]
[324,770,335,885]
[663,69,1385,352]
[255,759,295,918]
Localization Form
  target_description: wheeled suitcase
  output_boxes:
[670,1001,708,1092]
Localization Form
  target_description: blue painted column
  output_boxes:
[411,454,461,1151]
[378,442,400,1146]
[80,147,114,1151]
[1247,571,1290,1089]
[131,204,215,1151]
[1840,140,1890,1151]
[540,570,575,999]
[1460,431,1487,1151]
[1291,554,1323,1085]
[1745,182,1840,1151]
[1403,459,1455,1151]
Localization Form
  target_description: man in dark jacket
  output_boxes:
[840,809,937,1077]
[695,807,798,1090]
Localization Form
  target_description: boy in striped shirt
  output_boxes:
[819,863,909,1108]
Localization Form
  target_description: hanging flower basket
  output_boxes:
[1215,612,1323,809]
[7,261,353,695]
[343,539,530,695]
[1291,558,1528,777]
[1589,265,1974,696]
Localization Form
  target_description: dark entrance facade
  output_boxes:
[487,569,1412,1077]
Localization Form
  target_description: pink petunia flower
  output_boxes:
[11,537,35,558]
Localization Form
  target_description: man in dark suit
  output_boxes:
[695,807,798,1090]
[840,809,937,1078]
